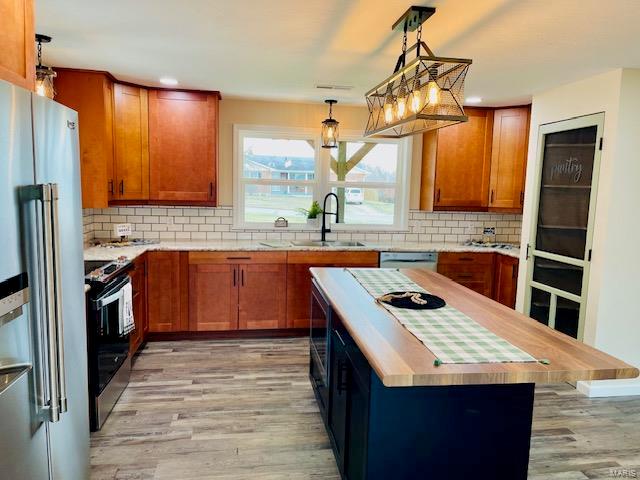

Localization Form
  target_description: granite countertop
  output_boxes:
[83,240,521,261]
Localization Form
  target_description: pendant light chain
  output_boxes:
[37,39,43,67]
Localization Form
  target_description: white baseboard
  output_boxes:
[576,379,640,397]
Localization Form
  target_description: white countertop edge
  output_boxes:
[83,240,521,261]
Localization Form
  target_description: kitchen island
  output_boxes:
[309,267,638,480]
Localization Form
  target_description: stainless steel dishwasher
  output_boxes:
[379,251,438,271]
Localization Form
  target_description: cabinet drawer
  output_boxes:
[438,267,488,282]
[437,264,494,297]
[188,251,287,264]
[287,251,379,265]
[438,252,495,265]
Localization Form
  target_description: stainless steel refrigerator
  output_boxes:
[0,79,89,478]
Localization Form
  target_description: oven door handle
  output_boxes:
[93,277,130,309]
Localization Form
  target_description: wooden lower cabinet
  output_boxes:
[286,251,379,329]
[238,263,287,330]
[437,252,495,298]
[187,251,287,331]
[147,251,184,332]
[494,254,519,308]
[129,254,147,354]
[189,263,238,331]
[437,252,519,308]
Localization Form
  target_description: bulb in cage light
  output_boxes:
[384,94,395,124]
[395,76,409,119]
[427,80,440,105]
[409,78,424,114]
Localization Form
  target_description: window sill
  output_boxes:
[232,224,409,233]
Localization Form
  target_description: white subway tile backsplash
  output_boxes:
[84,207,522,245]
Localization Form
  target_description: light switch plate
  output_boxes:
[114,223,132,237]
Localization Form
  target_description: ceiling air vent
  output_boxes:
[316,84,354,91]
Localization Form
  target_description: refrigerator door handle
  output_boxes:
[41,184,62,422]
[50,184,67,414]
[23,183,64,422]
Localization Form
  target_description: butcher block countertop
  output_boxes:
[310,267,639,387]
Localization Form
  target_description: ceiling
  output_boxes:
[36,0,640,106]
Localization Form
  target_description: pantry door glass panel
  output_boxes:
[525,113,604,341]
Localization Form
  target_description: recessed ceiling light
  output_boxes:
[465,96,482,104]
[159,77,178,86]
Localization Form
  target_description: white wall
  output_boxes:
[516,69,640,396]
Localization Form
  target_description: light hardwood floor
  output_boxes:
[91,338,640,480]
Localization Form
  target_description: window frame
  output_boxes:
[233,125,411,231]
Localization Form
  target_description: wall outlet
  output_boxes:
[114,223,132,237]
[483,226,496,236]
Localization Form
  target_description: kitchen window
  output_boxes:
[234,126,411,230]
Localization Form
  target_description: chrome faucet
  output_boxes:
[321,192,340,242]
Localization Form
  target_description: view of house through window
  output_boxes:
[236,128,408,229]
[242,136,316,224]
[329,142,399,225]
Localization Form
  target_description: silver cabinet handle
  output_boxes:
[41,184,61,422]
[50,184,67,414]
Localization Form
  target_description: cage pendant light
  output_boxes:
[35,34,57,99]
[364,6,472,138]
[321,99,339,148]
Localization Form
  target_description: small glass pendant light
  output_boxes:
[321,100,339,149]
[35,34,57,99]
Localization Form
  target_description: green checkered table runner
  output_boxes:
[347,268,536,365]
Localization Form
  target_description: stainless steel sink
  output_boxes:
[290,240,365,247]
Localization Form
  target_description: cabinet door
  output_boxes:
[147,251,181,332]
[346,346,370,480]
[286,252,379,329]
[329,330,349,472]
[129,255,147,354]
[113,83,149,200]
[148,90,218,204]
[188,263,238,331]
[238,263,286,330]
[0,0,35,90]
[494,255,519,308]
[54,70,115,208]
[434,108,493,210]
[489,107,530,211]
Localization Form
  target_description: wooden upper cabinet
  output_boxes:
[113,83,149,200]
[54,70,115,208]
[238,263,287,330]
[148,90,218,205]
[488,107,530,212]
[147,251,182,332]
[0,0,35,90]
[433,108,493,210]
